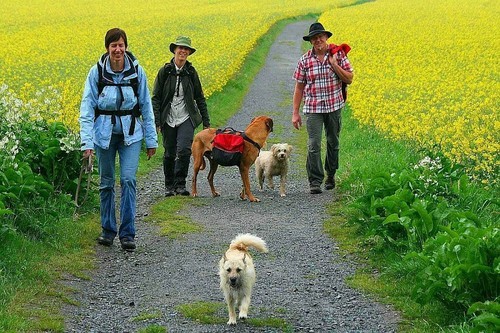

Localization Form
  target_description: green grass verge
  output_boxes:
[0,209,100,332]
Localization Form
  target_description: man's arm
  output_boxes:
[329,54,353,84]
[292,82,305,129]
[331,61,353,84]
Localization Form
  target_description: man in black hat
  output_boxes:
[292,22,353,194]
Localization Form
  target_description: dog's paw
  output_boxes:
[239,314,248,320]
[227,319,237,325]
[280,193,286,197]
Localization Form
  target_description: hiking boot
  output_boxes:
[310,186,322,194]
[165,188,175,197]
[120,238,136,252]
[325,176,336,190]
[97,234,113,246]
[175,187,190,196]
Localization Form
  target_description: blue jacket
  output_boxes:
[79,52,158,150]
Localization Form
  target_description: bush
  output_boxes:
[0,85,86,240]
[351,152,499,331]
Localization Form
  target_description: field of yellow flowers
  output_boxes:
[0,0,497,180]
[320,0,499,180]
[0,0,355,129]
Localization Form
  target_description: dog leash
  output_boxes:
[74,154,93,211]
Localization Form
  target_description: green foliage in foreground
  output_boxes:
[351,153,498,330]
[327,108,499,333]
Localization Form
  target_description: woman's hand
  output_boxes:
[146,148,156,160]
[83,149,94,159]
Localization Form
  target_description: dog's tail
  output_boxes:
[229,233,268,253]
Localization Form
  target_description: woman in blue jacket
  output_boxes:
[80,28,158,251]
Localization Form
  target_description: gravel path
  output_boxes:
[62,20,400,332]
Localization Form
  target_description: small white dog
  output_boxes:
[255,143,293,197]
[219,233,268,325]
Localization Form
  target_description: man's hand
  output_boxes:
[292,113,302,130]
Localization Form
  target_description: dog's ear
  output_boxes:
[223,253,228,263]
[271,144,277,153]
[288,144,293,153]
[242,253,247,264]
[266,118,273,132]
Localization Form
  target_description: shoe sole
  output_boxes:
[98,239,113,246]
[122,247,135,252]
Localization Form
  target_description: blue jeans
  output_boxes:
[305,110,342,187]
[95,135,141,240]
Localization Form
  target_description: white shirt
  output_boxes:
[166,65,190,127]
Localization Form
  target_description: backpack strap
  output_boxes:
[241,133,261,151]
[95,53,141,135]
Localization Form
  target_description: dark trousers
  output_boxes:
[305,110,342,187]
[161,119,194,190]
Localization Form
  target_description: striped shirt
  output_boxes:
[293,48,353,114]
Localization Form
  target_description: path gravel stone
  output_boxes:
[62,20,400,333]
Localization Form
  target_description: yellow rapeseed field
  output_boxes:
[0,0,355,129]
[1,0,497,179]
[320,0,499,179]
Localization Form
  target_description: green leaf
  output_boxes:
[467,264,493,274]
[492,257,500,274]
[0,208,13,216]
[438,225,459,238]
[42,146,61,158]
[412,200,434,235]
[468,301,500,315]
[382,213,400,225]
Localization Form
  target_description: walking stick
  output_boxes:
[74,154,93,210]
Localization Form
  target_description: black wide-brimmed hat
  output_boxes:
[302,22,333,41]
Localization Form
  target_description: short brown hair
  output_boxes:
[105,28,128,49]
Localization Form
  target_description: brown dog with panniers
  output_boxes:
[191,116,273,202]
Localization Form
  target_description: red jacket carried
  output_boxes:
[328,43,351,102]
